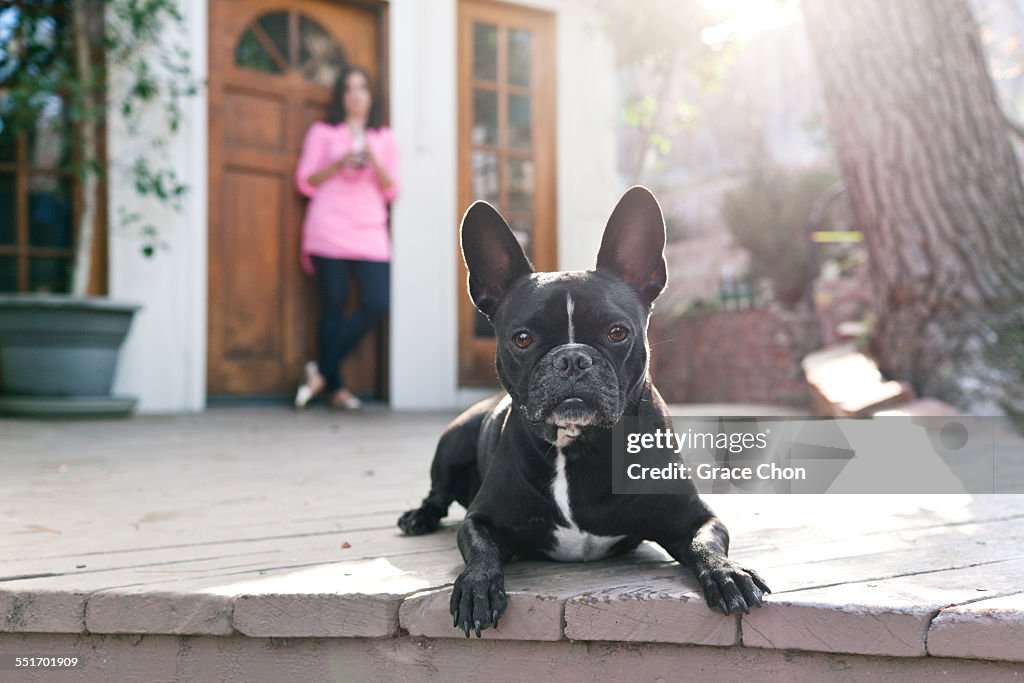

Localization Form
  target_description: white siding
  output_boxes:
[107,0,209,413]
[104,0,618,413]
[390,0,620,410]
[388,0,462,410]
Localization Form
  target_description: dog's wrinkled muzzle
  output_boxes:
[524,344,622,427]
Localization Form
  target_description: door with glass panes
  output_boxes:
[207,0,388,396]
[457,0,556,386]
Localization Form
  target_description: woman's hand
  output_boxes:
[306,147,391,189]
[363,147,393,190]
[307,153,362,187]
[339,151,368,169]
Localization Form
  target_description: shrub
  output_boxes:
[722,163,839,307]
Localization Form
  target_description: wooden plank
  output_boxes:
[742,557,1024,657]
[10,410,1011,558]
[4,509,1019,651]
[0,476,437,549]
[6,490,1022,584]
[726,509,1024,565]
[2,547,462,638]
[227,552,460,638]
[9,490,982,576]
[400,545,677,641]
[562,516,1024,647]
[0,527,462,635]
[0,514,461,578]
[563,579,738,646]
[0,574,90,634]
[713,494,1024,551]
[85,540,463,638]
[7,510,1022,646]
[748,516,1024,582]
[0,412,453,558]
[928,592,1024,662]
[93,543,465,640]
[0,520,460,581]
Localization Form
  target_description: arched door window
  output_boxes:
[234,11,347,86]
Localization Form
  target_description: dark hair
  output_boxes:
[325,66,383,130]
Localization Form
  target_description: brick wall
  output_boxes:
[649,308,818,407]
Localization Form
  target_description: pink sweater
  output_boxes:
[295,122,400,274]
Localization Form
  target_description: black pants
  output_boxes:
[312,256,389,392]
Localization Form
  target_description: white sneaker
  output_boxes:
[294,361,325,409]
[329,388,363,410]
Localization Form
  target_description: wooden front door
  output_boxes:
[208,0,387,397]
[457,0,557,386]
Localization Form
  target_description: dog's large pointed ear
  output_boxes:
[461,201,534,318]
[595,186,668,307]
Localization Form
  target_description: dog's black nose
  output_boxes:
[552,346,593,377]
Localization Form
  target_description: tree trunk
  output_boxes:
[803,0,1024,413]
[71,0,101,297]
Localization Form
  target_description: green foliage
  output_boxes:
[597,0,720,179]
[106,0,199,140]
[622,95,657,128]
[1,5,75,141]
[1,0,202,260]
[722,162,839,307]
[131,157,187,210]
[105,0,201,257]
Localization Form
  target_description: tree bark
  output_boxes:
[803,0,1024,413]
[71,0,101,297]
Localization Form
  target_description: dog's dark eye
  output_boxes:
[512,331,534,349]
[608,325,629,343]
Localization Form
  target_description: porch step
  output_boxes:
[3,407,1024,682]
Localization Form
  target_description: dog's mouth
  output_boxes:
[521,394,621,445]
[544,397,601,429]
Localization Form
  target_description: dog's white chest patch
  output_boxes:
[547,448,626,562]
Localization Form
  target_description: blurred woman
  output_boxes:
[293,66,399,410]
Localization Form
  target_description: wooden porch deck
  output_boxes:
[1,407,1023,682]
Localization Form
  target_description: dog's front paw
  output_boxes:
[397,507,441,535]
[695,559,771,616]
[450,566,507,637]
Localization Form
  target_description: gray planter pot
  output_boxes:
[0,295,141,416]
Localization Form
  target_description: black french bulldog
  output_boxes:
[397,187,770,637]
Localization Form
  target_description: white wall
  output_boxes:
[101,0,617,413]
[107,0,208,413]
[389,0,621,410]
[548,0,621,272]
[388,0,461,410]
